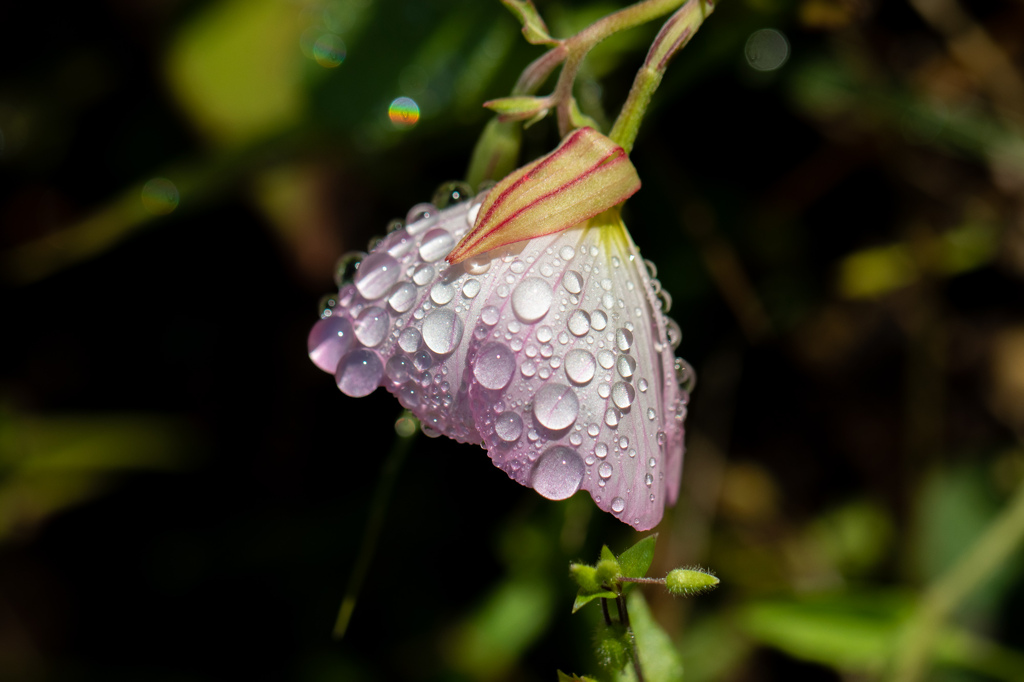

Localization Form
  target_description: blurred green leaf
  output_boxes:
[0,410,195,542]
[165,0,308,146]
[616,590,684,682]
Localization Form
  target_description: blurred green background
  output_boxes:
[2,0,1024,680]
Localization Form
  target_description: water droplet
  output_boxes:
[510,260,526,274]
[536,326,553,343]
[430,280,455,305]
[308,316,355,373]
[474,342,515,390]
[387,281,417,313]
[598,462,613,479]
[569,431,583,446]
[521,360,537,377]
[645,473,654,487]
[675,357,697,392]
[462,279,481,298]
[615,328,634,352]
[638,378,649,393]
[666,318,682,350]
[412,264,434,286]
[354,306,389,347]
[318,293,339,319]
[335,349,383,397]
[511,277,552,323]
[567,310,590,336]
[421,308,464,355]
[419,228,455,262]
[616,354,636,379]
[532,384,579,430]
[597,350,615,370]
[595,443,608,458]
[413,350,433,371]
[588,423,600,437]
[598,383,611,399]
[600,278,612,291]
[564,349,596,385]
[602,293,615,310]
[590,309,607,331]
[495,411,523,442]
[618,436,629,450]
[604,408,619,427]
[405,202,437,235]
[334,251,365,287]
[563,270,583,295]
[647,408,656,421]
[353,252,399,300]
[465,255,491,275]
[432,181,473,209]
[481,306,499,326]
[385,354,412,384]
[611,497,625,513]
[531,446,585,500]
[386,230,414,258]
[398,328,421,353]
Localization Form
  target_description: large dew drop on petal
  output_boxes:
[531,445,585,500]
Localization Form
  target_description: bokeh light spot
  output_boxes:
[388,97,420,128]
[141,178,180,216]
[312,33,346,68]
[745,29,789,72]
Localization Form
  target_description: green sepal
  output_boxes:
[618,534,657,579]
[593,622,632,673]
[572,590,618,613]
[600,545,617,562]
[569,563,601,593]
[500,0,559,45]
[666,567,720,597]
[466,117,522,190]
[594,558,621,586]
[483,96,551,123]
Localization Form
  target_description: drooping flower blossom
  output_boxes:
[308,159,693,530]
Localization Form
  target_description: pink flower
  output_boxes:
[308,187,692,530]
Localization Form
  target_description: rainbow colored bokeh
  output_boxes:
[388,97,420,128]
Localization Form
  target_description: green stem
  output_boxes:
[889,476,1024,680]
[512,0,690,98]
[616,593,645,682]
[332,415,417,639]
[609,0,715,153]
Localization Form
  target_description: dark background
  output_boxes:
[3,0,1024,680]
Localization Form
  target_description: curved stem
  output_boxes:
[889,476,1024,680]
[333,416,416,639]
[610,0,715,153]
[512,0,691,100]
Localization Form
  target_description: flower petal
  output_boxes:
[310,194,690,530]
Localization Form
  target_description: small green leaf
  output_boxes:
[572,591,617,613]
[600,545,617,562]
[499,0,559,45]
[666,568,720,597]
[483,96,551,122]
[618,534,657,579]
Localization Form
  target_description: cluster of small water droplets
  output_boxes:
[308,182,694,531]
